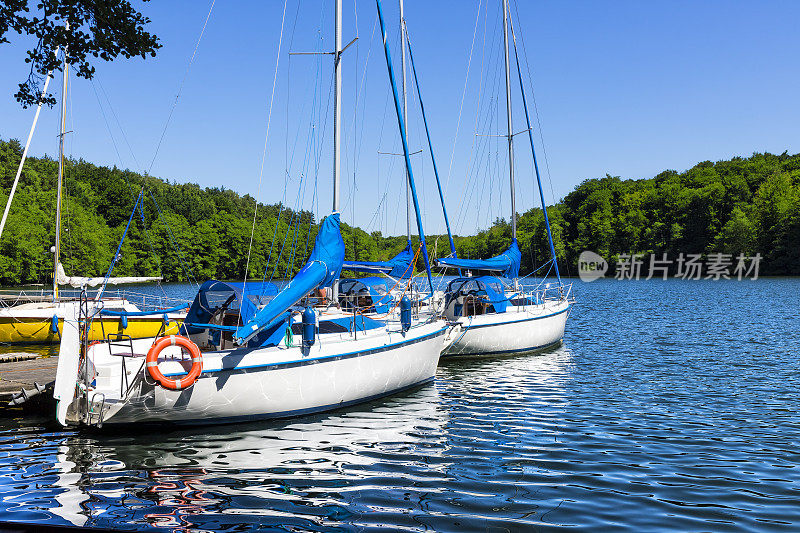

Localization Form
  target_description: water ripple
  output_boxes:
[0,279,799,531]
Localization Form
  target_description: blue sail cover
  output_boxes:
[436,239,522,279]
[182,280,278,335]
[233,213,345,345]
[342,241,414,278]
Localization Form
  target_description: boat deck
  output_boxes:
[0,354,58,405]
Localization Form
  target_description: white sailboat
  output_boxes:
[52,0,448,428]
[436,0,573,357]
[339,0,456,319]
[0,43,185,344]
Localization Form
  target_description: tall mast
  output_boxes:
[332,0,342,213]
[331,0,342,301]
[404,30,458,259]
[509,16,562,283]
[376,0,434,293]
[54,42,68,300]
[400,0,411,243]
[501,0,516,241]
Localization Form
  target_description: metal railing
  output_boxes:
[0,287,190,313]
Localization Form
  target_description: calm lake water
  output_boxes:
[0,278,798,531]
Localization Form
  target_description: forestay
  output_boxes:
[233,213,344,345]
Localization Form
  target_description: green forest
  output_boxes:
[0,137,798,285]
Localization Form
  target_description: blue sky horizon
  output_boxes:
[1,0,798,237]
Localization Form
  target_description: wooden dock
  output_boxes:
[0,354,58,405]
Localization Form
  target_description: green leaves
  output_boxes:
[556,151,800,275]
[1,0,161,108]
[0,137,799,284]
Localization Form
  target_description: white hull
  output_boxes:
[61,318,447,426]
[444,300,570,357]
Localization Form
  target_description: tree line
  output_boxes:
[1,137,798,285]
[454,151,799,277]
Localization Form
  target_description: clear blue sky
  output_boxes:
[1,0,797,237]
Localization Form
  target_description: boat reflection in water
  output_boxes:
[438,344,574,443]
[46,346,574,531]
[48,384,450,530]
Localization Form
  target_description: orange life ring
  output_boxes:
[146,335,203,390]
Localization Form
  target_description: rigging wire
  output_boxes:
[511,0,557,207]
[89,80,125,171]
[146,0,215,176]
[90,68,175,286]
[242,0,288,291]
[88,78,185,286]
[285,49,335,278]
[91,1,217,287]
[454,2,501,235]
[343,8,376,241]
[374,90,393,236]
[89,79,148,273]
[262,4,319,284]
[304,73,335,260]
[452,0,492,234]
[266,10,335,283]
[443,0,483,219]
[96,79,141,173]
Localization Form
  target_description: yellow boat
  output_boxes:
[0,46,187,345]
[0,299,186,344]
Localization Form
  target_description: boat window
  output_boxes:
[319,320,349,333]
[459,280,482,294]
[291,320,348,335]
[487,281,504,294]
[246,294,272,309]
[372,285,388,295]
[339,280,358,293]
[204,290,239,310]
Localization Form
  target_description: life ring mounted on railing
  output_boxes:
[146,335,203,391]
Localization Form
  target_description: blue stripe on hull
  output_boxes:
[105,377,435,428]
[459,305,569,330]
[443,306,569,357]
[163,326,448,377]
[442,339,563,358]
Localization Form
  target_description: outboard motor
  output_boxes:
[302,307,316,348]
[400,296,411,333]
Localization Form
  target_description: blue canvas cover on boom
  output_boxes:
[436,239,522,279]
[233,213,345,345]
[342,241,414,278]
[182,280,279,336]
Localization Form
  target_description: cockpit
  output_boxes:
[443,276,510,319]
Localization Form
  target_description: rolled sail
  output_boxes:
[342,241,414,278]
[436,239,521,279]
[56,263,162,288]
[233,213,344,345]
